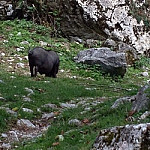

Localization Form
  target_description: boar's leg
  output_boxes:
[30,65,34,77]
[51,64,59,78]
[34,66,38,77]
[30,66,38,77]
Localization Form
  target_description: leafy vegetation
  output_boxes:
[0,20,150,149]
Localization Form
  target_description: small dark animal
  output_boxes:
[28,47,59,78]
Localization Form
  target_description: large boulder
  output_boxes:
[92,123,150,150]
[103,39,138,65]
[74,47,127,77]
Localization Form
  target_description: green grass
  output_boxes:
[0,19,150,149]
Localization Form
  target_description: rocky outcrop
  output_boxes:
[59,0,150,54]
[74,47,127,77]
[2,0,150,55]
[131,82,150,113]
[111,82,150,115]
[92,123,150,150]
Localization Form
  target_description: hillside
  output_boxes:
[0,20,150,149]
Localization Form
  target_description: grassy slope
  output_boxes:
[0,20,150,149]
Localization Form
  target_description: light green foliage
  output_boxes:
[0,20,150,149]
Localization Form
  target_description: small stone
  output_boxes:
[18,57,23,61]
[68,119,82,126]
[9,131,19,142]
[20,41,29,45]
[17,32,22,36]
[7,59,14,62]
[141,72,149,77]
[1,143,11,149]
[0,97,5,101]
[10,76,16,79]
[16,48,23,52]
[24,56,28,60]
[0,52,5,56]
[60,69,65,72]
[17,119,35,129]
[8,66,13,69]
[37,108,41,112]
[23,96,32,102]
[1,133,8,138]
[0,107,17,116]
[42,112,55,119]
[22,108,33,113]
[85,87,97,90]
[44,81,50,83]
[16,62,24,68]
[60,103,77,109]
[0,80,4,83]
[42,103,57,108]
[39,41,47,46]
[25,88,34,96]
[21,134,34,139]
[55,135,64,141]
[84,107,91,111]
[139,111,150,120]
[3,40,8,43]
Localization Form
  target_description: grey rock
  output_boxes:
[39,41,48,46]
[0,97,6,101]
[42,103,57,109]
[60,103,77,109]
[103,39,117,48]
[8,131,19,142]
[75,47,127,77]
[17,119,35,129]
[139,111,150,120]
[69,36,84,44]
[59,0,150,54]
[16,47,24,52]
[84,107,91,111]
[0,107,17,116]
[20,41,29,45]
[131,82,150,112]
[1,143,11,149]
[0,80,4,83]
[111,96,136,109]
[42,112,55,119]
[10,76,16,79]
[22,108,33,113]
[0,1,7,5]
[17,32,21,36]
[22,96,32,102]
[16,62,24,68]
[24,87,34,96]
[68,119,82,126]
[141,72,149,77]
[92,123,150,150]
[0,52,5,56]
[21,134,34,139]
[1,133,8,138]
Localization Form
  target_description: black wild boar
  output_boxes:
[28,47,59,78]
